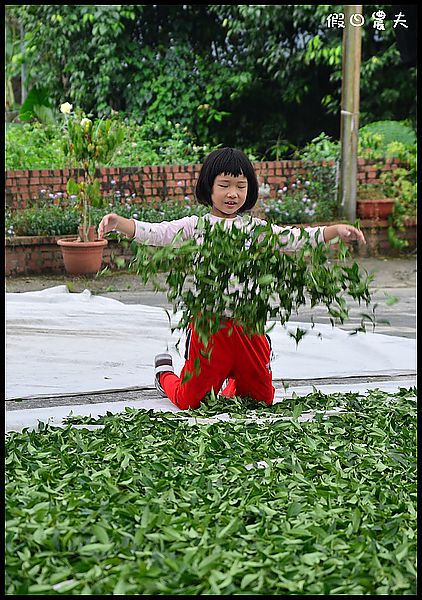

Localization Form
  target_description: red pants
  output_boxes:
[160,320,274,410]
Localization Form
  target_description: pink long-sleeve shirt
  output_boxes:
[132,213,326,249]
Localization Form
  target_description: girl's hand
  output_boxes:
[336,224,366,244]
[98,213,119,239]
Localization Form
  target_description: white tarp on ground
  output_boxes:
[6,285,416,400]
[5,377,417,433]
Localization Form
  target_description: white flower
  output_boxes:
[133,213,138,219]
[177,181,183,187]
[259,183,271,198]
[111,180,116,185]
[60,102,73,114]
[80,117,92,128]
[282,186,287,192]
[132,142,137,147]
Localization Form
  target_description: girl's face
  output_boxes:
[210,173,248,219]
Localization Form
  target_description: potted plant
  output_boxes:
[57,102,125,274]
[356,183,395,220]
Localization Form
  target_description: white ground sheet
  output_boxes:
[6,378,416,433]
[6,285,416,401]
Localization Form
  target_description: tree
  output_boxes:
[8,4,416,158]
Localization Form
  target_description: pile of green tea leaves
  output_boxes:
[131,218,373,348]
[5,388,416,595]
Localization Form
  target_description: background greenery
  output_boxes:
[6,4,417,159]
[5,5,417,244]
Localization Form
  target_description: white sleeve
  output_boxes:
[270,223,326,250]
[131,215,198,246]
[249,216,326,250]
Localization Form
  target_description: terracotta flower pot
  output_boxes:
[57,237,108,275]
[356,198,395,219]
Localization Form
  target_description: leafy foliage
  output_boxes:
[5,195,209,238]
[7,4,416,157]
[295,132,340,162]
[59,105,125,240]
[5,120,212,171]
[5,122,67,170]
[5,388,416,594]
[132,218,373,350]
[359,120,416,149]
[259,167,338,224]
[5,205,80,237]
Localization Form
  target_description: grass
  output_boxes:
[5,388,416,595]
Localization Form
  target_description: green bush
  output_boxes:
[5,122,67,170]
[294,132,340,162]
[6,205,80,237]
[5,193,209,238]
[359,120,416,149]
[5,119,213,171]
[260,166,338,225]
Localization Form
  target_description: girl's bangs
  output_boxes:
[209,150,248,181]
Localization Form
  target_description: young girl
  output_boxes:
[98,147,365,410]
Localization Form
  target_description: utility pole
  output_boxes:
[20,23,27,104]
[339,5,362,221]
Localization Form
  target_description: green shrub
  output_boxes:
[359,120,416,149]
[294,132,340,162]
[6,205,80,237]
[5,193,209,238]
[260,166,338,225]
[5,118,213,171]
[5,122,67,170]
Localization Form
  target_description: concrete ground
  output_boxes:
[5,255,417,415]
[6,256,417,338]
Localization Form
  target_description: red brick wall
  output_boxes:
[5,158,402,211]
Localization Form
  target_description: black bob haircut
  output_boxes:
[195,147,259,213]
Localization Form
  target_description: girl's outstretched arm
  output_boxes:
[98,213,135,239]
[98,213,198,246]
